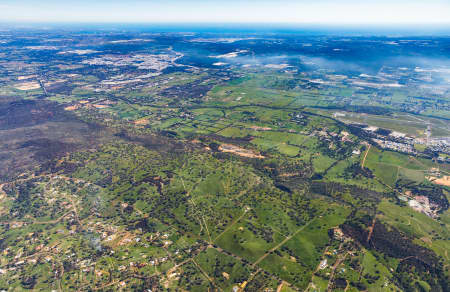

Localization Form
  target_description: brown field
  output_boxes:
[14,81,41,91]
[64,105,80,111]
[427,175,450,187]
[249,126,272,131]
[134,118,150,126]
[93,104,109,109]
[219,144,264,159]
[17,75,37,81]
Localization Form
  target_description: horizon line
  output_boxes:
[2,21,450,26]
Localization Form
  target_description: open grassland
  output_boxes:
[364,147,437,186]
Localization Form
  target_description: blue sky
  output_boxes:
[1,0,449,24]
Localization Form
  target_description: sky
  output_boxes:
[1,0,450,25]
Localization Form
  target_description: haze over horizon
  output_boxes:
[1,0,450,25]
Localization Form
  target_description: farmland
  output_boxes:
[0,28,448,291]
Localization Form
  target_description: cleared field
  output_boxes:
[312,154,336,173]
[14,81,41,91]
[364,147,434,186]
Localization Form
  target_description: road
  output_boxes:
[214,208,249,243]
[361,144,371,169]
[253,217,317,266]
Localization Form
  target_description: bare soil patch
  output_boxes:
[219,144,264,159]
[14,81,41,91]
[427,175,450,187]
